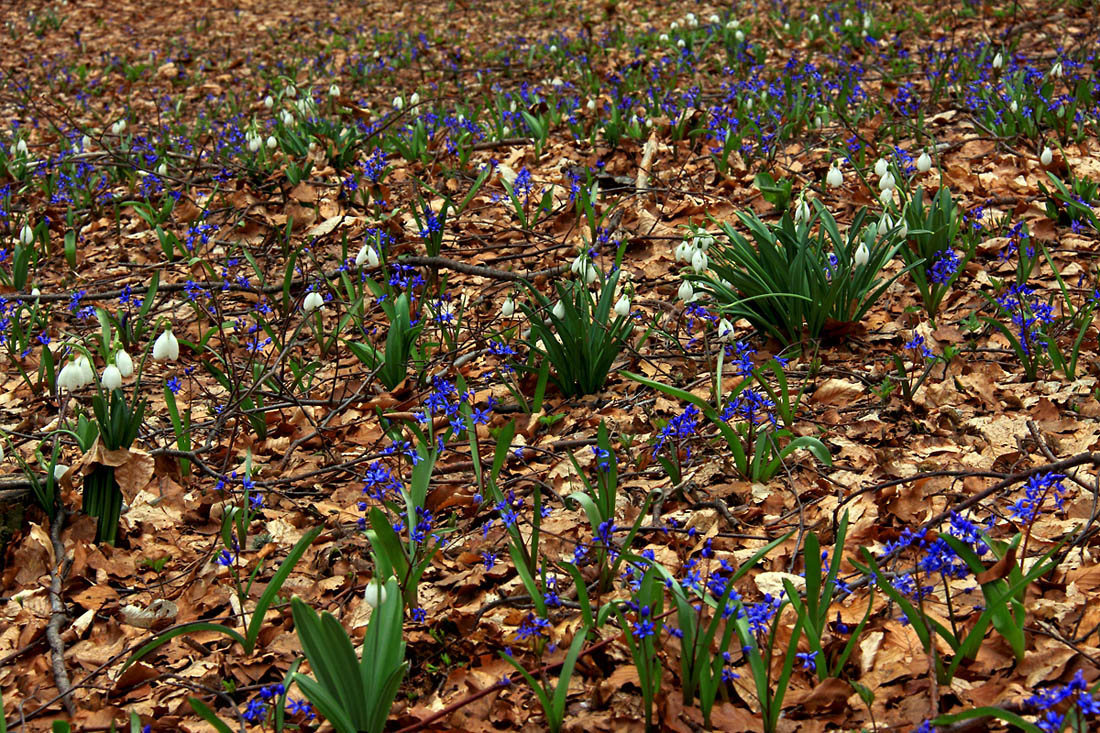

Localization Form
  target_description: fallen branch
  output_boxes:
[45,507,76,716]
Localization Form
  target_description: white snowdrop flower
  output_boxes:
[897,220,908,239]
[674,241,692,263]
[879,188,894,206]
[329,84,340,97]
[302,291,324,313]
[614,296,630,317]
[878,171,896,191]
[281,110,294,126]
[54,464,69,481]
[717,318,735,342]
[393,96,404,110]
[57,362,85,392]
[264,95,274,109]
[551,77,564,87]
[735,30,744,42]
[115,349,134,378]
[30,287,40,298]
[409,92,420,106]
[670,21,679,30]
[845,18,853,27]
[794,198,812,224]
[152,327,180,362]
[157,162,168,176]
[549,44,558,53]
[874,158,888,178]
[677,39,686,48]
[993,52,1003,69]
[111,120,126,135]
[691,247,708,274]
[863,13,872,29]
[570,252,588,276]
[249,135,262,152]
[826,163,843,188]
[709,14,720,24]
[501,298,516,318]
[686,13,697,27]
[659,33,669,43]
[917,151,932,173]
[356,244,379,268]
[727,19,740,29]
[745,98,753,111]
[854,240,870,268]
[677,280,695,303]
[19,223,34,246]
[1051,61,1063,78]
[14,139,28,156]
[810,13,819,23]
[364,580,387,609]
[1009,99,1018,113]
[266,135,277,150]
[552,301,565,319]
[82,134,92,150]
[877,215,892,236]
[101,364,123,391]
[814,115,823,129]
[783,22,790,32]
[1040,146,1053,166]
[502,126,512,136]
[586,99,597,112]
[75,356,94,386]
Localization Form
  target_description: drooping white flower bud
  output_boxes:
[878,171,896,191]
[248,135,261,152]
[157,162,168,176]
[552,301,565,319]
[992,52,1003,69]
[873,158,888,178]
[264,95,274,109]
[690,247,708,274]
[1051,61,1063,78]
[82,134,92,150]
[877,215,891,236]
[879,188,894,207]
[393,96,404,110]
[101,364,123,391]
[854,241,870,268]
[286,85,297,98]
[152,328,180,361]
[1040,146,1053,166]
[115,349,134,378]
[717,318,734,342]
[364,580,387,608]
[281,110,294,126]
[409,92,420,106]
[329,84,340,97]
[302,292,324,313]
[826,164,843,188]
[677,280,695,303]
[614,296,631,318]
[111,120,126,135]
[54,464,69,481]
[1009,99,1018,113]
[501,298,516,318]
[19,223,34,246]
[917,151,932,173]
[355,244,378,268]
[794,198,812,224]
[57,362,85,392]
[75,355,94,386]
[14,139,28,156]
[674,241,692,262]
[266,135,277,150]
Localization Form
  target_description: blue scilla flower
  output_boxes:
[1008,472,1066,524]
[928,248,960,285]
